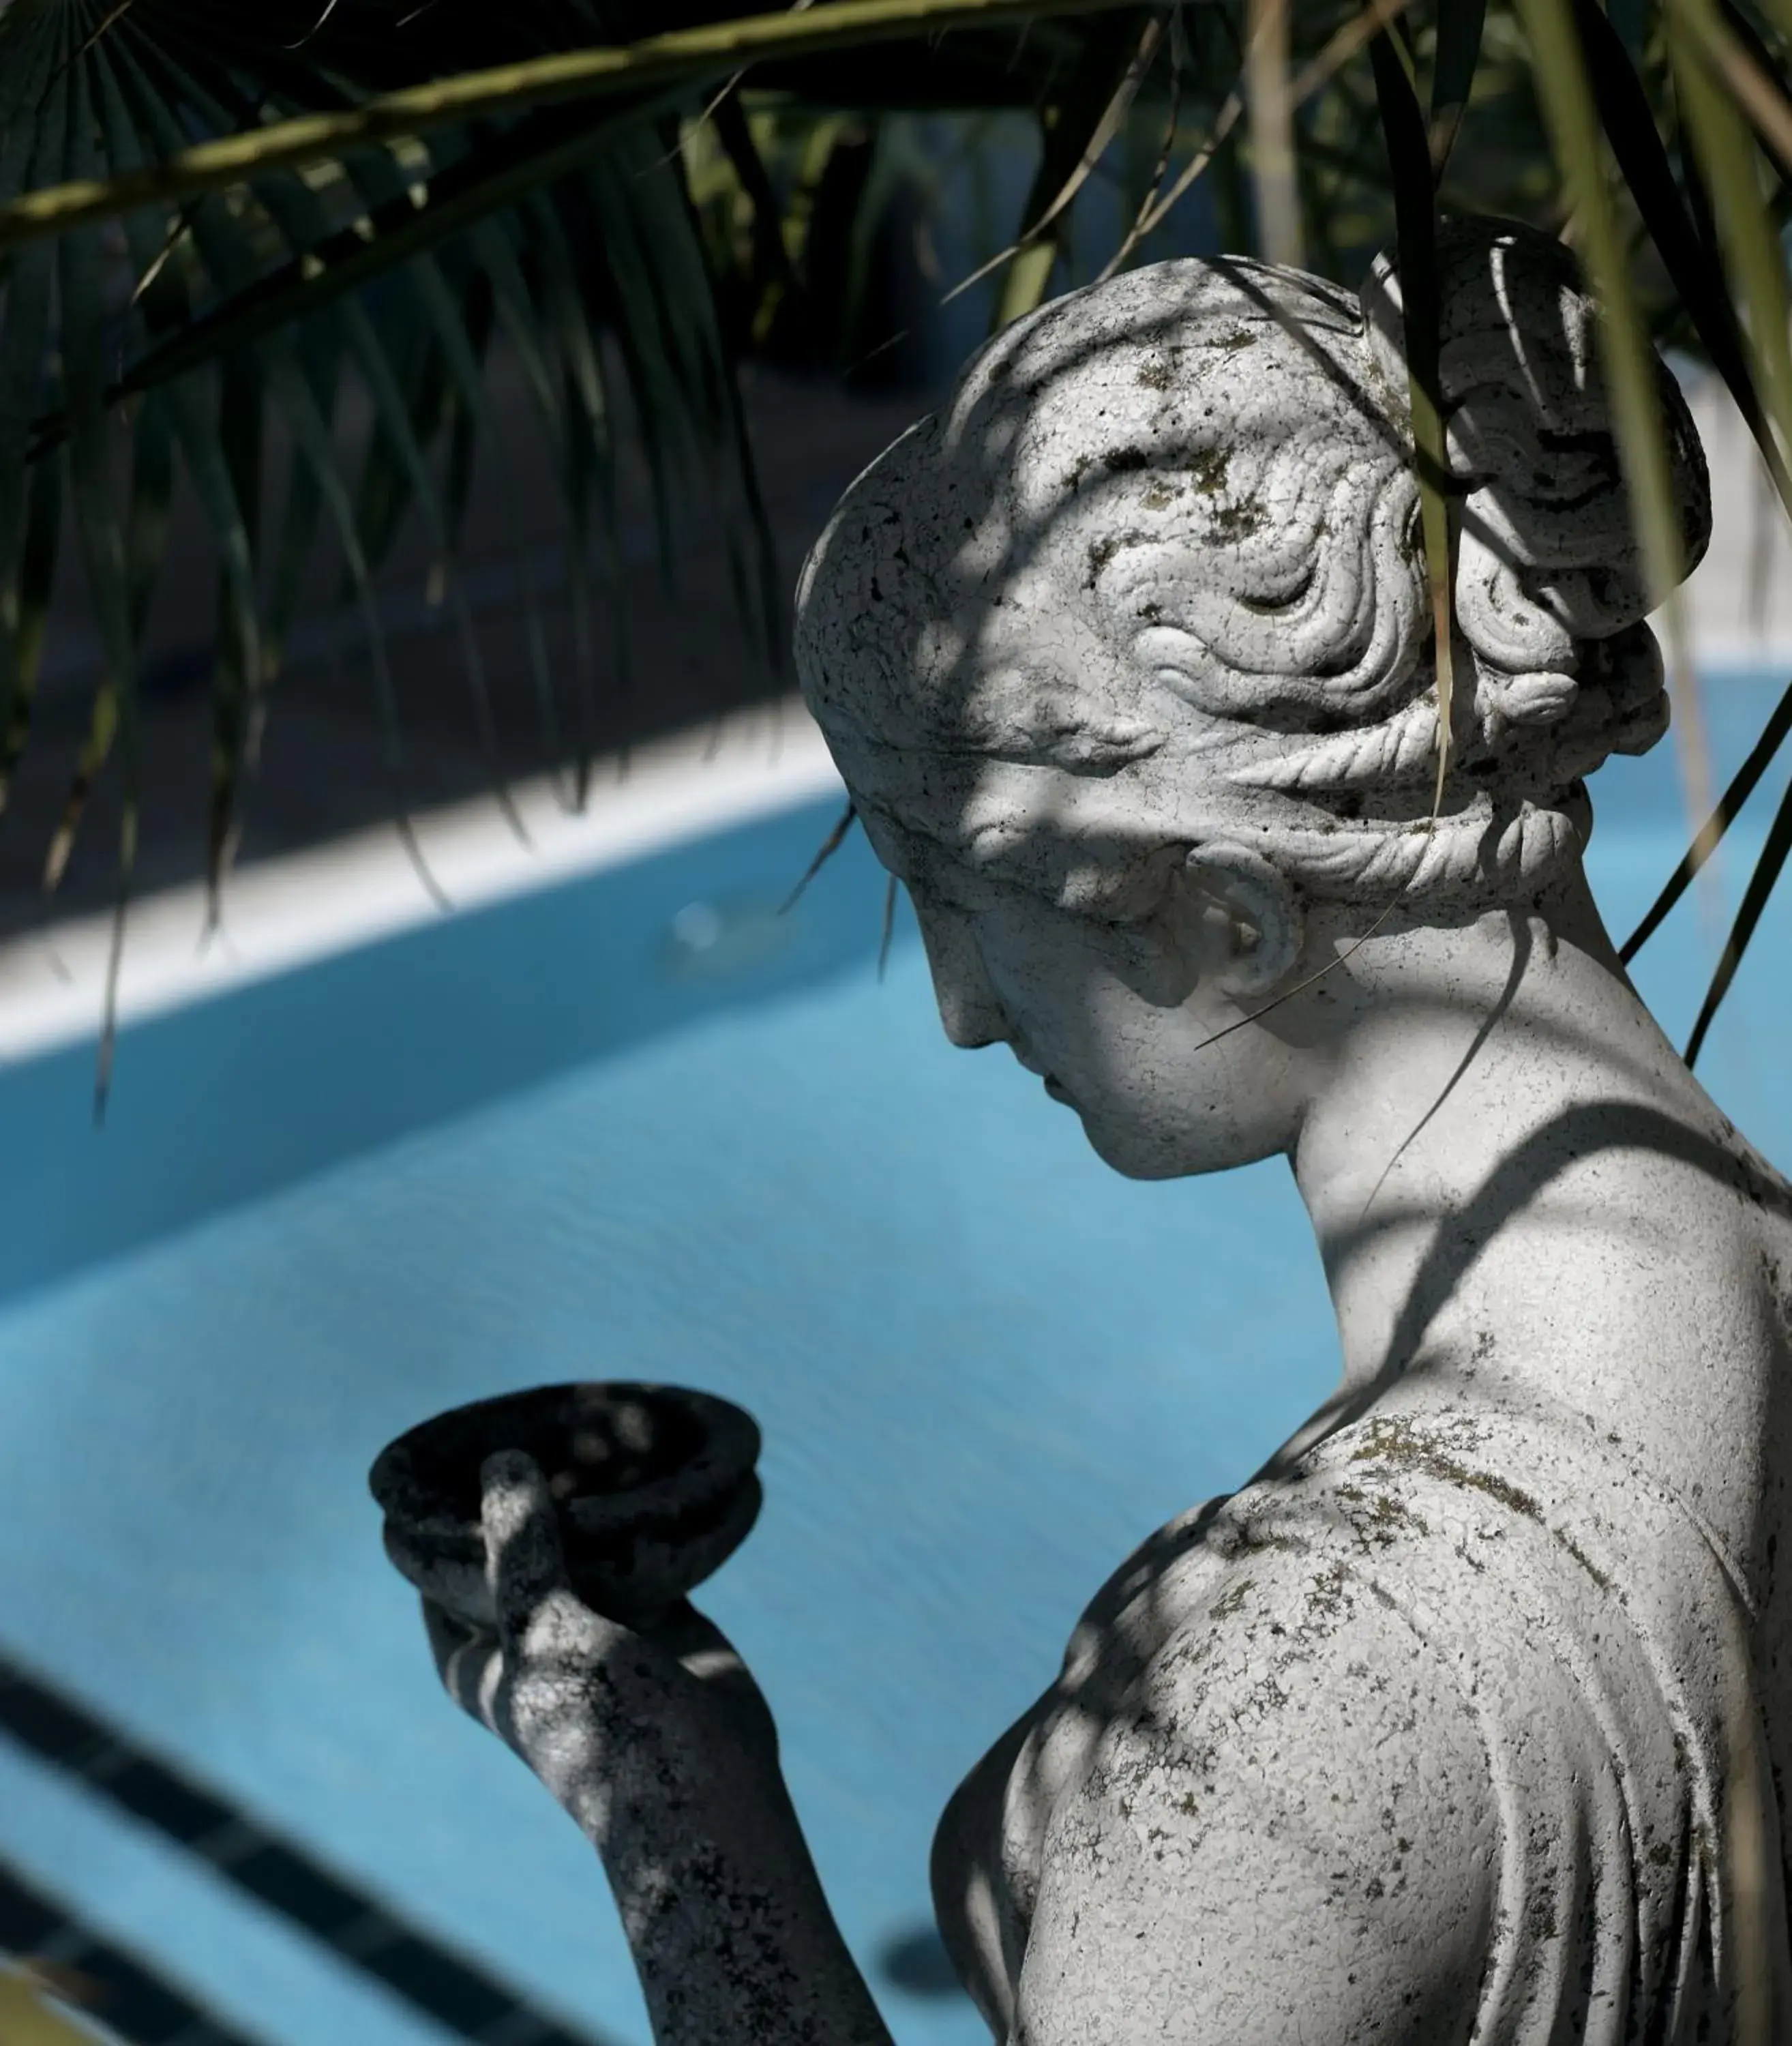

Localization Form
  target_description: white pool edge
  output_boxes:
[0,700,844,1067]
[5,644,1788,1071]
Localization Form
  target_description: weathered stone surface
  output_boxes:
[796,220,1708,913]
[391,218,1792,2045]
[371,1382,762,1630]
[798,219,1792,2043]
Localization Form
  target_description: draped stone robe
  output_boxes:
[934,1395,1792,2045]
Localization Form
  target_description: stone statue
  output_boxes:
[398,220,1792,2043]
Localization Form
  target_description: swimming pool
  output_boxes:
[3,672,1791,2046]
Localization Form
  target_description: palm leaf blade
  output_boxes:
[1369,25,1454,810]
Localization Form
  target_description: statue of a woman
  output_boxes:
[417,220,1792,2043]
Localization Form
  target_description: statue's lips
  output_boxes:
[1012,1044,1075,1103]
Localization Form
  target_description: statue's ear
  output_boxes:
[1181,841,1304,998]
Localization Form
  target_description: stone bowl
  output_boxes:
[369,1382,762,1630]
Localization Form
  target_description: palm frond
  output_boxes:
[8,0,1792,1073]
[0,0,1160,249]
[1368,20,1452,812]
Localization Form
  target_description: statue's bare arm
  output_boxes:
[423,1453,896,2046]
[1012,1588,1499,2046]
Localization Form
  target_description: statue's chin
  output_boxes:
[1077,1105,1289,1182]
[1077,1114,1191,1183]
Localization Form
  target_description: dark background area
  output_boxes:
[0,110,1223,945]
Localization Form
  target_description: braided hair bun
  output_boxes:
[795,217,1709,906]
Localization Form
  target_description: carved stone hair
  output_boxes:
[794,217,1712,906]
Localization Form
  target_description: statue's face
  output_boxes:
[855,803,1311,1181]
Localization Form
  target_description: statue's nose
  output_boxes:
[912,895,1011,1050]
[932,951,1010,1050]
[936,989,1009,1051]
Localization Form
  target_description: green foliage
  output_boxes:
[5,0,1792,1063]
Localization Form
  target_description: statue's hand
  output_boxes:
[420,1449,779,1841]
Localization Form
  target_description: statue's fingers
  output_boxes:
[421,1594,468,1676]
[479,1449,573,1652]
[421,1596,501,1728]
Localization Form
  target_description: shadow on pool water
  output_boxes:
[877,1923,970,1999]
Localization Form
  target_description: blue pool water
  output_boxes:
[5,668,1792,2046]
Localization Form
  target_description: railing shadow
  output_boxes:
[0,1859,265,2045]
[0,1648,623,2046]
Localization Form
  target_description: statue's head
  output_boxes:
[794,219,1711,1178]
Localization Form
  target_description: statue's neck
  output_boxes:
[1280,885,1792,1579]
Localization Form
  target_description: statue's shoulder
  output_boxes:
[1010,1400,1776,2044]
[931,1481,1496,2040]
[1013,1523,1502,2045]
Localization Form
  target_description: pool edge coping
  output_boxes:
[0,700,843,1067]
